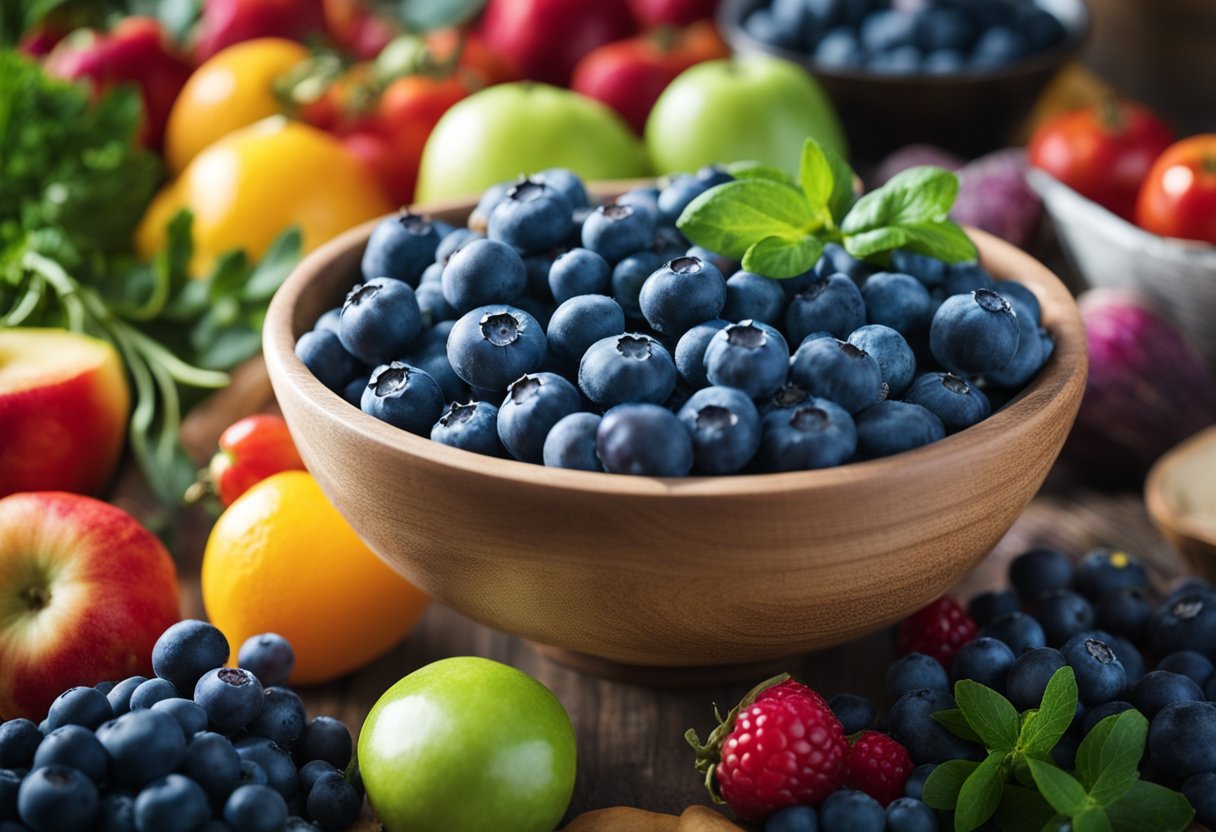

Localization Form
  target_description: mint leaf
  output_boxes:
[1076,710,1148,801]
[843,221,976,264]
[677,179,812,260]
[1019,667,1079,759]
[934,708,982,743]
[243,226,301,302]
[954,752,1006,832]
[956,679,1019,751]
[798,138,855,225]
[1104,780,1194,832]
[724,161,795,187]
[1072,807,1113,832]
[1027,759,1089,816]
[994,785,1056,832]
[923,759,980,811]
[741,234,823,279]
[841,166,959,234]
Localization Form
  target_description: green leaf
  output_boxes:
[933,709,982,743]
[677,179,813,260]
[1027,758,1090,816]
[922,759,980,811]
[1072,807,1113,832]
[1019,667,1079,759]
[955,679,1019,751]
[1104,779,1194,832]
[994,785,1057,832]
[741,234,823,279]
[843,221,976,264]
[242,226,301,302]
[723,161,795,186]
[841,166,960,234]
[798,137,856,224]
[954,752,1006,832]
[1076,710,1148,801]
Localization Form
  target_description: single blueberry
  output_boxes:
[758,399,857,471]
[885,797,937,832]
[45,687,111,732]
[942,263,996,297]
[307,770,363,831]
[548,248,611,305]
[97,793,135,832]
[414,281,457,329]
[980,611,1047,655]
[1150,591,1216,658]
[971,26,1026,69]
[996,280,1041,325]
[0,720,41,769]
[17,765,99,832]
[887,653,949,699]
[582,203,656,264]
[469,180,512,230]
[95,710,187,789]
[676,386,763,475]
[904,764,936,800]
[765,804,819,832]
[673,319,730,390]
[1061,633,1126,706]
[535,167,589,209]
[246,687,307,750]
[545,295,626,371]
[611,251,664,318]
[237,633,295,689]
[848,324,916,398]
[32,726,107,783]
[1148,700,1216,779]
[497,372,582,464]
[128,678,179,712]
[903,372,990,433]
[181,731,241,805]
[1074,548,1149,600]
[296,329,366,395]
[360,212,440,286]
[440,238,527,315]
[1007,647,1068,711]
[152,620,230,696]
[890,251,946,290]
[150,698,208,739]
[704,320,790,400]
[233,737,298,801]
[434,227,482,264]
[967,590,1020,627]
[786,274,867,343]
[1033,589,1095,647]
[854,401,945,459]
[543,412,604,471]
[828,693,876,735]
[819,789,885,832]
[431,400,506,457]
[194,667,264,734]
[105,676,147,719]
[361,361,445,436]
[1095,587,1152,645]
[952,637,1015,693]
[1128,671,1204,719]
[790,337,883,414]
[579,333,677,408]
[487,178,572,255]
[723,271,786,325]
[299,717,352,770]
[639,256,727,337]
[447,305,547,391]
[1183,772,1216,830]
[1157,651,1214,688]
[1009,547,1074,603]
[930,289,1020,375]
[986,296,1048,388]
[313,307,341,335]
[133,774,209,832]
[656,174,711,224]
[224,784,289,832]
[596,404,694,477]
[814,26,864,67]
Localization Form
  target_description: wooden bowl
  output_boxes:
[262,193,1087,673]
[718,0,1090,159]
[1146,427,1216,583]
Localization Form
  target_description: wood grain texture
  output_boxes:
[1147,425,1216,582]
[262,198,1088,671]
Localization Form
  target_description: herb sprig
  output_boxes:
[677,138,978,278]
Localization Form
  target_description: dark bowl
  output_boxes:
[719,0,1090,160]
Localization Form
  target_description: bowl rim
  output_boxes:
[1146,424,1216,546]
[263,191,1087,500]
[717,0,1091,85]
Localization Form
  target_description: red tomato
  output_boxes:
[1027,99,1174,221]
[1135,135,1216,245]
[571,20,730,134]
[426,29,520,85]
[209,414,306,507]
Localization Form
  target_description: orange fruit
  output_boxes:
[201,470,428,684]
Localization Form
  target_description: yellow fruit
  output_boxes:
[165,38,310,174]
[202,470,428,685]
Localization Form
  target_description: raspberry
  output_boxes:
[898,596,977,671]
[686,674,847,822]
[843,731,913,806]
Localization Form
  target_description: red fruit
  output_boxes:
[628,0,720,27]
[1135,134,1216,245]
[843,731,912,806]
[209,414,306,506]
[897,597,976,671]
[194,0,327,62]
[686,674,847,822]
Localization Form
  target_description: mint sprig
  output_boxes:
[677,138,977,279]
[922,668,1194,832]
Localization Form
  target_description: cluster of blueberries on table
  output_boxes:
[763,546,1216,832]
[296,166,1053,478]
[742,0,1069,75]
[0,622,359,832]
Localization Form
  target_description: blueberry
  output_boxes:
[1034,590,1095,647]
[887,653,949,699]
[673,319,730,389]
[814,26,864,67]
[1157,651,1214,687]
[930,289,1020,375]
[971,26,1026,69]
[96,710,191,787]
[43,687,109,732]
[847,325,916,398]
[128,679,179,711]
[194,667,264,734]
[233,737,297,801]
[581,204,655,265]
[903,372,990,434]
[1149,700,1216,778]
[1007,647,1067,711]
[1081,701,1135,736]
[338,277,425,367]
[855,400,945,459]
[996,281,1041,326]
[361,361,445,435]
[32,726,106,783]
[611,251,664,318]
[656,174,711,224]
[469,181,512,229]
[1052,731,1079,769]
[885,797,936,832]
[942,263,995,297]
[676,386,762,475]
[758,399,857,471]
[579,333,676,408]
[986,297,1048,388]
[703,321,790,400]
[307,770,362,831]
[967,590,1020,627]
[1128,671,1202,719]
[1074,548,1148,600]
[981,611,1047,655]
[765,804,819,832]
[535,167,589,209]
[434,227,482,264]
[133,774,209,832]
[440,238,527,315]
[17,765,98,832]
[413,282,457,329]
[431,400,505,456]
[860,9,918,51]
[922,49,964,74]
[419,262,444,285]
[790,337,883,414]
[1009,547,1074,603]
[99,677,143,720]
[547,248,610,305]
[447,305,547,391]
[916,8,973,51]
[150,699,208,739]
[952,637,1015,692]
[486,178,572,254]
[0,721,41,769]
[402,323,466,402]
[497,372,582,464]
[1150,591,1216,658]
[639,256,727,338]
[1108,633,1144,685]
[153,620,230,696]
[542,413,603,471]
[596,404,694,477]
[545,296,626,372]
[889,251,946,290]
[246,687,307,750]
[723,271,785,325]
[828,693,876,735]
[97,792,135,832]
[869,45,923,75]
[238,760,268,787]
[1182,772,1216,830]
[887,689,981,764]
[904,764,936,800]
[1062,634,1126,706]
[342,374,369,408]
[312,308,341,336]
[223,784,288,832]
[237,634,295,689]
[181,731,241,804]
[360,212,440,286]
[0,769,19,820]
[299,718,352,770]
[786,275,867,343]
[819,788,884,832]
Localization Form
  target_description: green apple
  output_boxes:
[415,82,651,202]
[645,54,848,176]
[359,656,577,832]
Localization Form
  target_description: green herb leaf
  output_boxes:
[242,226,301,302]
[922,759,981,811]
[933,708,982,743]
[843,221,976,264]
[956,679,1019,751]
[994,785,1057,832]
[1072,807,1113,832]
[677,179,813,261]
[741,234,823,279]
[798,137,855,224]
[1104,779,1194,832]
[954,752,1006,832]
[1076,710,1148,801]
[841,166,959,234]
[1027,759,1090,816]
[723,161,795,186]
[1019,667,1079,759]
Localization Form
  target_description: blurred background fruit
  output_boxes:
[194,0,326,61]
[1134,135,1216,246]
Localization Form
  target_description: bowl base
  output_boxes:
[528,642,805,687]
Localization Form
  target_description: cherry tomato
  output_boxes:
[1135,135,1216,245]
[425,29,520,85]
[1027,99,1174,221]
[209,414,306,506]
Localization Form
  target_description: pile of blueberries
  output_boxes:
[741,0,1069,75]
[0,622,360,832]
[296,166,1052,478]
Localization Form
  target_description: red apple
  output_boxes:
[0,492,180,720]
[0,329,131,499]
[194,0,328,62]
[628,0,720,27]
